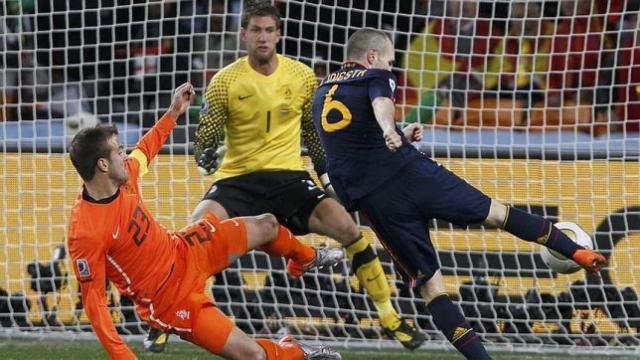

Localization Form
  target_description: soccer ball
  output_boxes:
[540,222,594,274]
[65,111,100,138]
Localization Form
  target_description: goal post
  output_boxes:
[1,0,639,355]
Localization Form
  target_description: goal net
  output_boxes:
[1,0,639,354]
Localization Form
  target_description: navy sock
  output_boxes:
[503,206,581,258]
[427,295,491,360]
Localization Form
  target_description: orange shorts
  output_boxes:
[146,213,248,353]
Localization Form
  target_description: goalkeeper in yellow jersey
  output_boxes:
[143,0,424,353]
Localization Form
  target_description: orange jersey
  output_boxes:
[68,114,177,359]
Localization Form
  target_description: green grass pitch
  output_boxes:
[1,339,638,359]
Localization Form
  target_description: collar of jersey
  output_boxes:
[244,54,285,79]
[341,61,367,70]
[82,186,120,204]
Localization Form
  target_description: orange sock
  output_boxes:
[256,338,304,360]
[260,225,315,264]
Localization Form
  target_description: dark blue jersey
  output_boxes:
[312,63,422,210]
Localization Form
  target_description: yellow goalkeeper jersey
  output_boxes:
[195,54,320,180]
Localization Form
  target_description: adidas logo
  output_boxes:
[536,226,553,244]
[536,234,549,244]
[451,326,472,344]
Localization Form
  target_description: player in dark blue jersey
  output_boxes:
[312,28,607,360]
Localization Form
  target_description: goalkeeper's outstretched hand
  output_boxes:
[168,82,195,119]
[197,146,226,176]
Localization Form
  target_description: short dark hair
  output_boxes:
[241,0,281,29]
[69,125,119,181]
[345,28,392,60]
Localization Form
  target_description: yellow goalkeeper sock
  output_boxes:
[345,235,400,329]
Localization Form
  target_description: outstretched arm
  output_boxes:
[80,275,136,359]
[369,71,402,152]
[130,82,194,176]
[372,97,402,151]
[193,74,228,172]
[69,232,135,359]
[300,67,336,195]
[301,95,327,177]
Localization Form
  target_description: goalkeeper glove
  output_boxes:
[197,146,226,176]
[320,173,338,199]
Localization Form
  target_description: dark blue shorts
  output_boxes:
[358,157,491,288]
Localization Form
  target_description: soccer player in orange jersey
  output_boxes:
[67,82,342,360]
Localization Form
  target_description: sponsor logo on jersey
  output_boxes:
[238,94,253,100]
[112,225,120,239]
[389,78,396,92]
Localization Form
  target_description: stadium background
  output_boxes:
[1,0,640,356]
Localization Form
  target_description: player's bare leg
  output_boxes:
[189,199,230,223]
[192,200,343,275]
[417,271,447,304]
[484,199,606,273]
[216,213,344,275]
[307,198,361,244]
[219,327,273,360]
[308,198,425,350]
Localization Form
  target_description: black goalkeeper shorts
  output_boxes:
[202,170,328,235]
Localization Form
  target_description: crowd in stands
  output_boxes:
[0,0,238,130]
[1,0,639,136]
[403,0,639,135]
